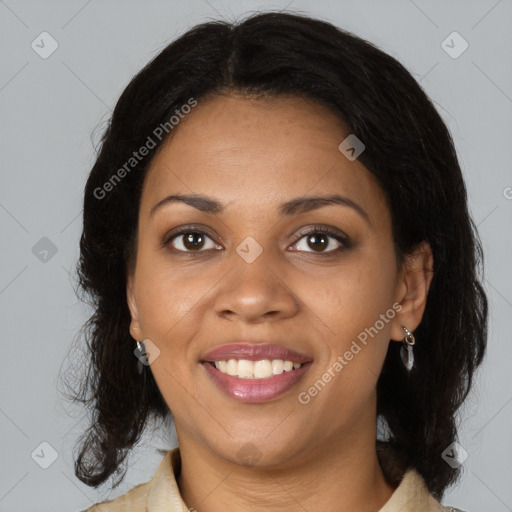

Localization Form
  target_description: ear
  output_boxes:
[390,241,434,342]
[126,270,143,341]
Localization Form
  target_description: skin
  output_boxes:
[127,93,433,512]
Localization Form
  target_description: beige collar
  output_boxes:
[146,448,189,511]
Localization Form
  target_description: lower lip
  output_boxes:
[202,362,312,403]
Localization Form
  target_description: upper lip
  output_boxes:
[201,343,313,364]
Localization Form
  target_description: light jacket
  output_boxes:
[82,446,465,512]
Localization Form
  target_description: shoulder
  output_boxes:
[376,443,467,512]
[81,480,152,511]
[79,449,182,511]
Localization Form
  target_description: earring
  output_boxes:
[400,326,415,371]
[135,340,146,374]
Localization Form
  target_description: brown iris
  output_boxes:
[307,233,328,252]
[183,233,205,250]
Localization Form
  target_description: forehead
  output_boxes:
[140,94,388,225]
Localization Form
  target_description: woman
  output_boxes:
[72,11,487,512]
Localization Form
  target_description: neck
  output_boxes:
[176,421,396,512]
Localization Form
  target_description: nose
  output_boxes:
[212,253,299,324]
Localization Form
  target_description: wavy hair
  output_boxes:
[64,11,488,500]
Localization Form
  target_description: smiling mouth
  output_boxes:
[203,359,310,379]
[202,358,312,402]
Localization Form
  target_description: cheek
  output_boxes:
[135,249,202,334]
[133,254,220,383]
[302,255,395,333]
[297,248,397,389]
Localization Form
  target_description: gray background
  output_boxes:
[1,1,511,511]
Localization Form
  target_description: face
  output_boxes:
[127,93,432,467]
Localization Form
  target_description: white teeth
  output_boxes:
[226,359,238,376]
[254,359,273,379]
[238,359,254,379]
[272,359,284,375]
[283,360,293,372]
[213,359,303,378]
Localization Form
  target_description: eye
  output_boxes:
[163,225,350,255]
[166,229,221,252]
[292,227,350,254]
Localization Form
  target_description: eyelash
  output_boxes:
[163,224,351,256]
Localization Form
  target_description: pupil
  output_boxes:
[308,234,327,251]
[184,233,204,250]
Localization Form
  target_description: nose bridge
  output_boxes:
[213,237,298,321]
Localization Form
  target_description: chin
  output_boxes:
[208,434,307,470]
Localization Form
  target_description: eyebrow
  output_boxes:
[149,193,370,224]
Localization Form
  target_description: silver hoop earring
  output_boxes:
[400,326,415,371]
